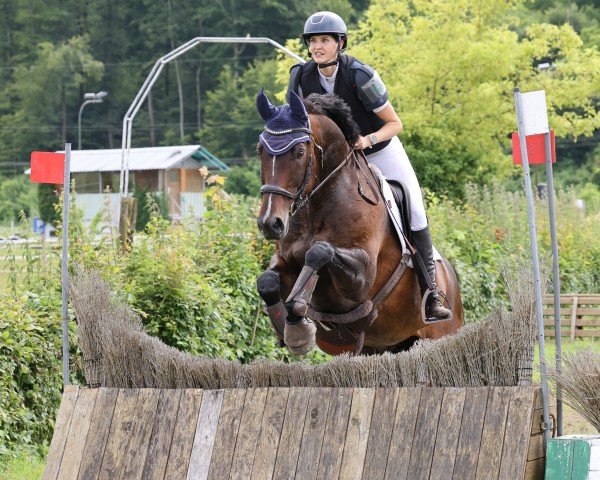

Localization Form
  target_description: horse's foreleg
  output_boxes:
[256,270,287,346]
[287,240,373,314]
[326,245,374,301]
[257,257,316,355]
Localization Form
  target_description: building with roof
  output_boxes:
[27,145,228,224]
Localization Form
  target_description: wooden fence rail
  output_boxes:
[543,294,600,340]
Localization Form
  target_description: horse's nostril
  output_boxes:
[273,217,284,234]
[258,215,285,239]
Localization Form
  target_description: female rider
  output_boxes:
[288,11,451,322]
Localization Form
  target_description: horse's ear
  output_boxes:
[288,90,308,124]
[256,88,277,122]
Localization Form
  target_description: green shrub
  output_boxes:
[133,189,168,231]
[428,182,600,321]
[223,160,261,197]
[0,293,64,457]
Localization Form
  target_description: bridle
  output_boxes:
[259,126,317,216]
[259,124,379,216]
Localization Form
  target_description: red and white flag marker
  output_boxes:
[30,145,71,387]
[513,89,562,441]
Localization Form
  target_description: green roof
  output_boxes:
[192,146,230,171]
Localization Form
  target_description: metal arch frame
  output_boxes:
[119,36,306,197]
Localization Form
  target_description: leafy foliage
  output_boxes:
[223,160,261,197]
[133,189,168,231]
[0,176,37,222]
[37,185,60,226]
[345,0,600,193]
[199,61,282,161]
[429,182,600,320]
[0,293,64,458]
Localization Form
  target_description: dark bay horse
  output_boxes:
[255,90,463,356]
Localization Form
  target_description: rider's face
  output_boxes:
[308,35,340,64]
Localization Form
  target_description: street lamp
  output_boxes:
[78,91,108,150]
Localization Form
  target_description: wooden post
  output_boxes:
[569,296,578,342]
[119,197,138,251]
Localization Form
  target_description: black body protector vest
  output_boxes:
[295,54,391,155]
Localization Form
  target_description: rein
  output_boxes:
[290,147,356,215]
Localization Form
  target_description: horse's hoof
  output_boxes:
[291,299,309,317]
[257,270,280,305]
[286,337,316,355]
[284,317,317,354]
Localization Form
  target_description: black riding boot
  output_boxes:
[411,226,452,322]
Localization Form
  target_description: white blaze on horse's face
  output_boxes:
[257,143,310,240]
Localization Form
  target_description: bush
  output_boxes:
[133,189,168,231]
[428,182,600,321]
[223,160,261,197]
[70,183,292,362]
[0,293,64,457]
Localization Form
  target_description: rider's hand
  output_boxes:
[354,135,371,150]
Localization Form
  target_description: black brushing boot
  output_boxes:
[411,226,452,322]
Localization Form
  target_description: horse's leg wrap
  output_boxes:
[281,265,318,354]
[257,270,287,347]
[285,265,320,317]
[265,301,287,346]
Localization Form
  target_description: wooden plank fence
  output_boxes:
[543,294,600,340]
[43,385,552,480]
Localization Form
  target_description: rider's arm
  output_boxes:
[353,63,403,149]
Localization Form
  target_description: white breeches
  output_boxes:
[366,136,428,231]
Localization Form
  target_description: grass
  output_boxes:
[534,337,599,435]
[0,454,45,480]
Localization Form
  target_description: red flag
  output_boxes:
[30,151,65,184]
[512,131,556,165]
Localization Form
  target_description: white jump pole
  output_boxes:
[514,88,552,445]
[119,37,306,198]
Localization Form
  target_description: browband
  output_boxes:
[264,126,312,135]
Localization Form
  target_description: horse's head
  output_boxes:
[256,89,314,240]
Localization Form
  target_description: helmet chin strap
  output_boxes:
[317,45,342,69]
[317,60,339,69]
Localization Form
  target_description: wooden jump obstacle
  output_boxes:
[43,385,551,480]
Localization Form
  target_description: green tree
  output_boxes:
[0,176,37,222]
[199,60,282,162]
[0,36,103,163]
[340,0,600,195]
[37,184,59,225]
[223,160,261,197]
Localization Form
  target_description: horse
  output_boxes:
[255,90,463,356]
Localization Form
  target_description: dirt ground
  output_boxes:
[562,403,597,435]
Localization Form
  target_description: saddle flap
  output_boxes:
[367,164,443,265]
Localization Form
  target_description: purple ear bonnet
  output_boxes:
[257,89,311,155]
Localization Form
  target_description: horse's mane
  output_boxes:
[303,94,361,145]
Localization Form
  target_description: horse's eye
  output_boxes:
[295,149,305,159]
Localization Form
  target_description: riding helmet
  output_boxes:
[302,11,348,50]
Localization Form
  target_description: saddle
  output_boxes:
[386,179,412,242]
